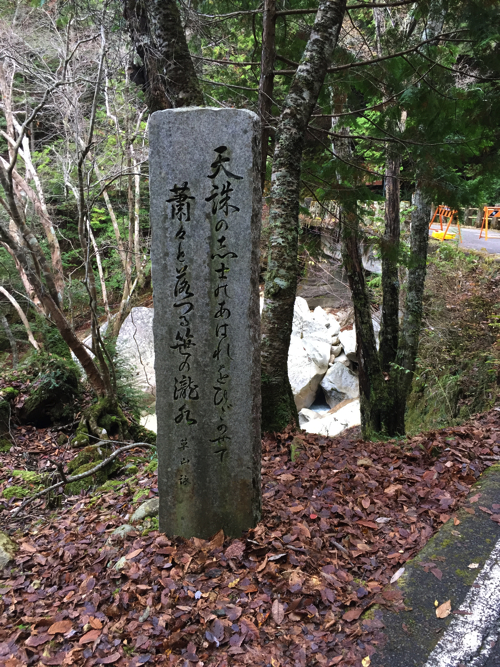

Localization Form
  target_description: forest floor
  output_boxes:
[1,411,500,667]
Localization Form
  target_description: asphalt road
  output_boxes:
[423,536,500,667]
[430,226,500,255]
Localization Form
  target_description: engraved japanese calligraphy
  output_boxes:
[150,108,262,539]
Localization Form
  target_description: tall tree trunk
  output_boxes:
[0,286,39,351]
[123,0,204,111]
[391,190,430,431]
[379,151,401,373]
[261,0,346,432]
[0,218,108,395]
[258,0,276,190]
[340,205,388,435]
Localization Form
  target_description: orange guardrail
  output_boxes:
[429,205,462,242]
[479,206,500,240]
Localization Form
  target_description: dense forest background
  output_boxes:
[0,0,499,441]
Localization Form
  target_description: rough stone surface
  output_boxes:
[298,408,322,428]
[292,297,312,335]
[335,352,349,366]
[288,336,326,411]
[0,531,16,569]
[302,399,360,437]
[116,307,156,395]
[320,362,359,408]
[339,327,357,360]
[312,306,329,327]
[109,524,135,541]
[331,344,343,358]
[114,556,128,571]
[149,108,262,539]
[131,497,160,523]
[326,313,341,337]
[302,338,331,371]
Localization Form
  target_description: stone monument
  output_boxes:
[149,108,262,538]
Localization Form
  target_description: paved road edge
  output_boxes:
[371,463,500,667]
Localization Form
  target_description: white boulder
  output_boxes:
[292,297,312,336]
[320,362,359,408]
[326,313,341,337]
[331,344,343,358]
[313,306,330,327]
[298,408,322,428]
[335,352,350,366]
[288,336,326,411]
[302,399,361,437]
[339,327,357,360]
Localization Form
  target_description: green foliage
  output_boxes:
[12,470,42,483]
[406,248,500,434]
[18,353,80,426]
[290,436,303,462]
[3,486,30,499]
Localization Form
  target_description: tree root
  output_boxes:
[11,442,156,518]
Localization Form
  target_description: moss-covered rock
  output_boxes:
[3,486,30,500]
[0,387,19,401]
[0,400,11,440]
[128,422,156,446]
[72,422,90,448]
[144,459,158,474]
[65,461,110,495]
[11,470,42,483]
[0,531,17,568]
[0,439,12,453]
[67,443,112,474]
[65,443,118,495]
[20,356,80,427]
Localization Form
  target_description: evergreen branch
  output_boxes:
[274,31,466,75]
[199,78,259,91]
[195,1,415,20]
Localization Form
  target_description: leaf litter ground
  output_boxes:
[1,410,500,666]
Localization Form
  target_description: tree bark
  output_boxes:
[392,189,430,431]
[379,151,401,373]
[0,286,39,351]
[123,0,204,111]
[258,0,276,190]
[260,0,346,432]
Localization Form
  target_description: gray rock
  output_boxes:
[114,556,128,571]
[131,497,159,523]
[335,352,349,366]
[298,408,322,428]
[288,336,326,411]
[0,531,16,569]
[302,399,361,436]
[320,362,360,408]
[149,108,262,539]
[109,524,135,540]
[292,296,312,336]
[331,335,340,346]
[116,307,156,395]
[339,327,357,360]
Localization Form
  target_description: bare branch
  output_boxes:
[11,442,156,518]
